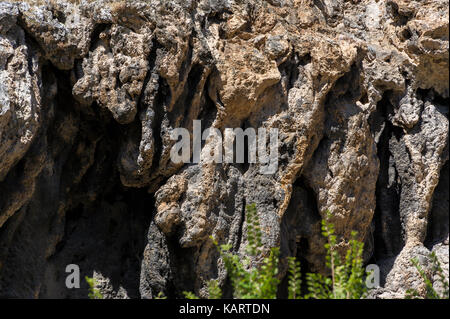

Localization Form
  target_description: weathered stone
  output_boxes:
[0,0,448,299]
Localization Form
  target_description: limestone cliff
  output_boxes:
[0,0,448,298]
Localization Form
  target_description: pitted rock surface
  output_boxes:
[0,0,448,298]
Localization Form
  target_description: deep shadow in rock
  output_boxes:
[40,186,153,299]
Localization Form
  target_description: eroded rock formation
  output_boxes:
[0,0,448,298]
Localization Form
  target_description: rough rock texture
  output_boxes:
[0,0,448,298]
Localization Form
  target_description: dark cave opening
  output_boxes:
[277,176,321,298]
[46,67,155,298]
[369,91,404,261]
[42,184,154,299]
[7,62,155,298]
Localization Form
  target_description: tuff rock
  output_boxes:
[0,0,448,298]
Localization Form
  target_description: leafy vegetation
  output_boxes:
[183,204,370,299]
[203,203,281,299]
[406,251,449,299]
[206,279,222,299]
[304,216,366,299]
[287,256,301,299]
[85,276,103,299]
[155,291,168,299]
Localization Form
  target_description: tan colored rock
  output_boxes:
[0,0,447,299]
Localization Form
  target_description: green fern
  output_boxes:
[305,212,367,299]
[184,204,280,299]
[154,291,167,299]
[183,206,369,300]
[85,276,103,299]
[215,204,280,299]
[287,257,302,299]
[207,280,222,299]
[183,291,200,299]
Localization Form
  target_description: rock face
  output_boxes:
[0,0,448,299]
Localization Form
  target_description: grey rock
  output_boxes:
[0,0,448,299]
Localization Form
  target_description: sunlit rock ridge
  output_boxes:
[0,0,448,298]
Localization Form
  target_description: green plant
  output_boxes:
[184,203,280,299]
[155,291,167,299]
[184,206,369,300]
[216,203,280,298]
[406,251,449,299]
[287,256,302,299]
[183,291,200,299]
[305,213,367,299]
[207,280,222,299]
[85,276,103,299]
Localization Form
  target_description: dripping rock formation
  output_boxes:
[0,0,448,298]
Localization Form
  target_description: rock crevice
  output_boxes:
[0,0,448,299]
